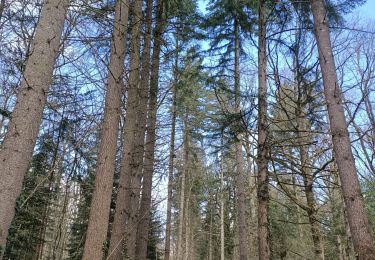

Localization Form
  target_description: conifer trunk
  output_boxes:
[234,17,248,260]
[164,74,177,260]
[107,0,143,258]
[82,1,129,259]
[176,113,189,260]
[257,0,270,259]
[220,134,225,260]
[135,0,165,258]
[310,0,375,259]
[0,0,69,256]
[130,0,154,254]
[164,6,176,259]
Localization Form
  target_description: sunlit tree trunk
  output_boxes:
[311,0,375,258]
[164,20,177,260]
[82,1,129,259]
[176,113,189,260]
[135,0,165,258]
[108,0,143,258]
[0,0,69,256]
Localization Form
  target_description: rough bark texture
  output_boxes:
[134,0,164,258]
[310,0,375,259]
[122,0,150,255]
[82,1,129,259]
[0,0,69,256]
[163,4,175,258]
[176,114,189,260]
[164,77,176,260]
[107,0,143,259]
[233,17,248,260]
[257,1,270,259]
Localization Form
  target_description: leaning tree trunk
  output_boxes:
[257,1,270,259]
[0,0,69,256]
[107,0,143,258]
[310,0,375,259]
[233,17,248,260]
[82,1,129,259]
[134,0,164,258]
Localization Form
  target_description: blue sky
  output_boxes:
[358,0,375,19]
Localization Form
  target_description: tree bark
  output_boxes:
[107,0,143,258]
[164,73,177,260]
[233,17,248,260]
[257,1,270,259]
[245,138,258,259]
[0,0,69,256]
[310,0,375,259]
[176,113,189,260]
[135,0,165,258]
[164,8,176,260]
[220,134,225,260]
[127,0,154,254]
[82,1,129,259]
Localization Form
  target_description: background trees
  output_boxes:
[0,0,375,259]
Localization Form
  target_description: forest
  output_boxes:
[0,0,375,259]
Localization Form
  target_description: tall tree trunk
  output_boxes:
[135,0,165,258]
[176,113,189,260]
[82,1,129,259]
[164,66,177,260]
[108,0,143,258]
[310,0,375,259]
[128,0,154,254]
[0,0,69,256]
[120,0,145,256]
[257,1,270,259]
[220,133,225,260]
[234,17,248,260]
[164,18,177,260]
[329,168,356,260]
